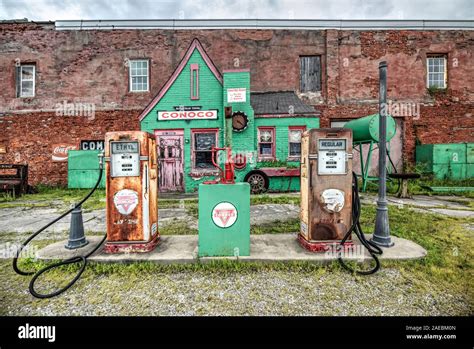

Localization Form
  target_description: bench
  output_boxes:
[388,173,421,198]
[0,164,29,198]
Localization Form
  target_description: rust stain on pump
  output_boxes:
[104,131,159,253]
[299,128,353,251]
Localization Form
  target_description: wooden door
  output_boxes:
[155,130,184,192]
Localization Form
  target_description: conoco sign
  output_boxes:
[113,189,139,215]
[158,110,217,121]
[52,144,77,162]
[212,202,238,228]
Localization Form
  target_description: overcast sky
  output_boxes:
[0,0,472,21]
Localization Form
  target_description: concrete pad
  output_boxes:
[250,204,299,225]
[35,233,427,264]
[427,208,473,219]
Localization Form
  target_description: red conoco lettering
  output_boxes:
[160,111,215,119]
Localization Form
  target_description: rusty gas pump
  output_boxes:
[103,131,160,253]
[299,127,384,274]
[299,128,354,252]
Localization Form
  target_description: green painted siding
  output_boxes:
[141,49,225,192]
[254,117,319,192]
[140,45,320,192]
[255,117,320,165]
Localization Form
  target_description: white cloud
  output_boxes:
[0,0,472,21]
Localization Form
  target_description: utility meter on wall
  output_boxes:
[110,141,140,177]
[299,128,353,251]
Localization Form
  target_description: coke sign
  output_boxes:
[52,144,76,162]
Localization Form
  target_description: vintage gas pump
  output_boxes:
[104,131,159,253]
[198,146,250,257]
[299,128,354,251]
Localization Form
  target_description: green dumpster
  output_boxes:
[68,150,105,188]
[416,143,472,180]
[198,182,250,257]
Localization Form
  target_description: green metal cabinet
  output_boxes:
[432,164,467,181]
[467,164,474,179]
[416,143,473,180]
[68,150,105,188]
[198,183,250,257]
[467,144,474,164]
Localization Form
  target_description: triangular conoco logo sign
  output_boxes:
[113,189,139,215]
[214,209,235,226]
[212,202,238,228]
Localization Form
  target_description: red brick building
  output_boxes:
[0,19,473,186]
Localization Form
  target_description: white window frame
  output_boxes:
[191,129,219,171]
[19,64,35,98]
[427,55,447,89]
[129,59,149,92]
[257,127,276,161]
[288,126,305,160]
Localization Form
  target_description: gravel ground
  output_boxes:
[0,264,470,316]
[1,194,472,316]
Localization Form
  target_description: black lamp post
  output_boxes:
[372,61,394,247]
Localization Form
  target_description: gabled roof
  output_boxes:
[139,38,223,121]
[250,91,317,115]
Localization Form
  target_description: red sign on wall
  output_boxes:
[52,144,76,162]
[157,110,217,121]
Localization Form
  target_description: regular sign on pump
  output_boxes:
[158,110,217,121]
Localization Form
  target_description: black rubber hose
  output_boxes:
[13,158,106,298]
[337,172,383,275]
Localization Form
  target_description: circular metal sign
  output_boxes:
[231,111,248,132]
[113,189,139,215]
[212,202,238,228]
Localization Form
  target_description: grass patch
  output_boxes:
[0,186,107,211]
[251,194,300,206]
[358,204,473,296]
[12,257,333,277]
[366,176,474,198]
[185,202,199,218]
[251,218,299,234]
[160,221,197,235]
[0,202,52,209]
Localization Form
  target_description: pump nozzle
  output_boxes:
[98,151,105,170]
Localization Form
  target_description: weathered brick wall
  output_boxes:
[342,30,474,103]
[0,110,140,185]
[0,22,472,185]
[321,102,473,167]
[0,24,326,112]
